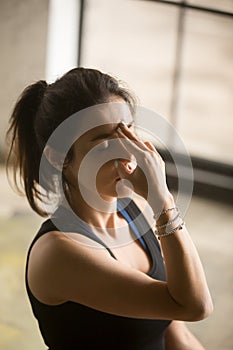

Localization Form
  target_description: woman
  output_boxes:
[7,67,213,349]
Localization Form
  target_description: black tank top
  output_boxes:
[25,198,171,350]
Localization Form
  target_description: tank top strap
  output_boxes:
[45,210,118,259]
[117,200,148,251]
[117,198,161,252]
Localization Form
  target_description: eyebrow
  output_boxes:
[91,121,134,141]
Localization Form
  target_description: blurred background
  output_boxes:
[0,0,232,349]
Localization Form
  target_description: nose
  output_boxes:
[113,135,135,162]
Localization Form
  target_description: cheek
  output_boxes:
[64,149,84,182]
[96,161,115,179]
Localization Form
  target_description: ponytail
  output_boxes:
[6,80,48,216]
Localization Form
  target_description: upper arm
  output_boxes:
[28,230,192,321]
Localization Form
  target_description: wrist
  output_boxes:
[150,193,179,228]
[152,194,185,238]
[162,194,176,211]
[149,192,175,219]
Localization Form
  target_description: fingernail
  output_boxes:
[114,160,118,168]
[120,121,126,126]
[117,127,122,132]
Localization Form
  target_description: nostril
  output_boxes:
[127,161,137,174]
[128,161,137,170]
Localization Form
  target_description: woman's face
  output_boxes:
[64,98,135,201]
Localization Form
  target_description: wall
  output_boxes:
[0,0,49,160]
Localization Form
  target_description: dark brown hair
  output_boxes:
[6,67,136,216]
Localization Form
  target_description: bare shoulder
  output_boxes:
[28,230,106,272]
[27,230,109,304]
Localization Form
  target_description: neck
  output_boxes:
[60,186,133,248]
[62,185,119,230]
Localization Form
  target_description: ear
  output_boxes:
[44,145,65,171]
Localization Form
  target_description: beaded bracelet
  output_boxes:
[156,221,185,239]
[153,206,179,220]
[155,212,181,229]
[155,213,184,235]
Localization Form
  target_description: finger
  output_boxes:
[141,141,157,154]
[112,136,135,161]
[117,132,145,156]
[119,123,163,160]
[144,141,164,161]
[117,122,157,156]
[118,122,147,147]
[117,122,149,151]
[118,121,140,141]
[144,141,154,151]
[117,127,147,152]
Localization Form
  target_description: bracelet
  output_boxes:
[153,206,179,220]
[156,221,185,239]
[155,212,181,229]
[155,214,184,235]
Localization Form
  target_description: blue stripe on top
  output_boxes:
[117,201,148,252]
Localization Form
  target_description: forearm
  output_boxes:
[161,225,211,319]
[151,197,213,320]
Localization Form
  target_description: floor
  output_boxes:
[0,166,233,350]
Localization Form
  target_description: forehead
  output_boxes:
[77,102,133,136]
[91,102,132,125]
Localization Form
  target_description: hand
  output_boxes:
[115,122,172,212]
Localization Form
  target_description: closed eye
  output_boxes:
[91,122,134,142]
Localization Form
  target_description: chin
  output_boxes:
[116,179,134,198]
[98,181,133,202]
[100,181,134,200]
